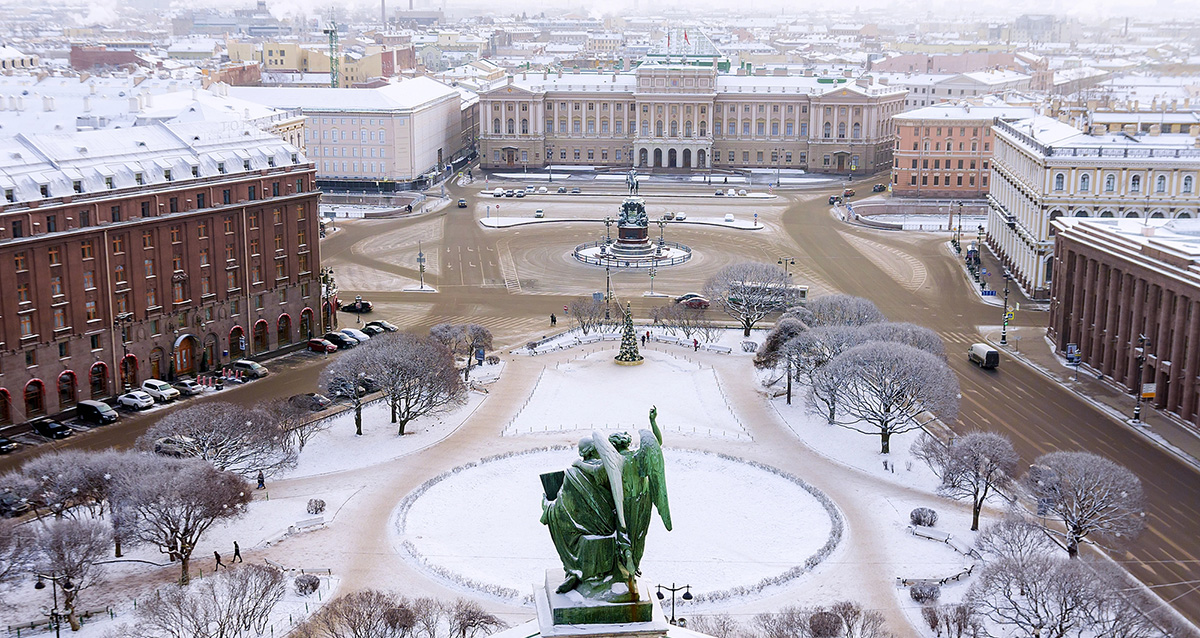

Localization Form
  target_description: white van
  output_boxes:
[675,211,687,220]
[967,343,1000,369]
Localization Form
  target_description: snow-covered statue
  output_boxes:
[617,197,649,228]
[540,407,671,601]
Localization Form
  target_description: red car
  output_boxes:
[678,296,710,310]
[307,338,337,353]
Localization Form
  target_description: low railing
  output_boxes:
[572,240,693,268]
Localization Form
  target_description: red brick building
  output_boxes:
[0,122,323,426]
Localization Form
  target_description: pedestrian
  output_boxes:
[214,550,226,570]
[233,541,243,563]
[256,471,265,490]
[550,313,557,326]
[641,334,646,347]
[693,339,699,351]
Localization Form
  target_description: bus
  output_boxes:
[727,281,808,306]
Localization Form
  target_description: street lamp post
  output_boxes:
[417,242,427,291]
[1133,334,1149,424]
[956,201,963,253]
[114,312,134,392]
[35,572,75,638]
[649,266,657,296]
[1000,272,1010,346]
[605,266,612,321]
[656,583,693,626]
[777,256,795,277]
[320,267,337,333]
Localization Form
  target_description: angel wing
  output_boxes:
[591,430,627,530]
[636,428,672,531]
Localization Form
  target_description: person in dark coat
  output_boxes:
[233,541,243,563]
[256,471,265,490]
[214,550,226,570]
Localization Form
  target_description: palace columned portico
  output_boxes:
[635,139,712,169]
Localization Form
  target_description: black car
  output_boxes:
[557,186,567,193]
[76,399,120,425]
[0,436,18,454]
[872,183,888,192]
[0,491,30,518]
[457,198,468,208]
[31,419,72,439]
[340,295,373,313]
[289,393,333,411]
[324,332,358,349]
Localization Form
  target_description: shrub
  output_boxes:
[485,355,500,365]
[809,610,841,637]
[295,574,321,596]
[911,507,939,527]
[307,499,326,515]
[910,582,941,604]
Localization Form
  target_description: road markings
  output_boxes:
[498,241,522,293]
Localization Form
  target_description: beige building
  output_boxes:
[0,45,39,70]
[478,64,906,174]
[226,40,415,86]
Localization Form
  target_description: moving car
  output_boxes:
[843,188,856,198]
[31,419,73,439]
[570,187,581,194]
[324,332,358,349]
[675,211,687,220]
[492,188,504,197]
[967,343,1000,369]
[308,338,337,353]
[828,195,842,205]
[525,185,536,192]
[227,359,269,378]
[366,320,399,332]
[714,189,724,196]
[872,184,888,192]
[172,379,204,396]
[676,293,706,304]
[141,379,181,403]
[662,211,675,220]
[534,209,545,218]
[0,490,30,517]
[557,186,567,193]
[457,198,468,208]
[738,189,747,196]
[340,327,371,344]
[678,296,710,310]
[289,393,333,411]
[515,190,526,198]
[341,296,373,313]
[117,390,155,410]
[726,188,737,196]
[0,435,19,454]
[537,186,548,194]
[724,213,735,222]
[76,399,119,425]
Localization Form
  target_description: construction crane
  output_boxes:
[323,20,340,88]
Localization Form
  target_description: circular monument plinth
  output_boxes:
[613,357,644,366]
[573,197,691,268]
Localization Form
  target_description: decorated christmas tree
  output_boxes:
[614,302,644,366]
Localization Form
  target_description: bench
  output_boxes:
[703,344,733,354]
[578,335,602,345]
[299,567,332,575]
[289,516,325,534]
[654,335,683,345]
[601,333,621,341]
[264,558,288,570]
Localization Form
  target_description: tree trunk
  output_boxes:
[742,321,752,337]
[880,430,891,454]
[179,555,192,585]
[826,404,835,425]
[398,418,408,436]
[114,536,122,558]
[355,406,363,436]
[786,372,792,405]
[971,502,982,531]
[391,399,398,424]
[64,590,81,631]
[464,355,473,381]
[1067,532,1080,559]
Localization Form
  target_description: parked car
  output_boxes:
[724,213,735,222]
[570,187,581,194]
[714,189,725,196]
[504,190,515,197]
[359,324,383,337]
[289,393,332,412]
[492,188,504,197]
[457,198,468,208]
[324,332,358,349]
[366,320,399,332]
[117,390,155,410]
[172,379,204,396]
[0,490,30,517]
[31,419,72,439]
[0,436,19,454]
[331,376,381,399]
[341,296,373,313]
[662,211,675,220]
[537,186,549,194]
[142,379,181,403]
[154,435,197,458]
[675,211,687,220]
[308,338,337,353]
[534,209,545,218]
[515,190,526,198]
[557,186,567,193]
[678,296,710,310]
[358,376,382,393]
[525,185,536,192]
[227,359,269,378]
[341,328,371,344]
[738,189,747,196]
[76,399,119,425]
[872,184,888,192]
[843,188,856,198]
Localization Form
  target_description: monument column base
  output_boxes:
[535,569,669,638]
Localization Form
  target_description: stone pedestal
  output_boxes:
[535,570,669,638]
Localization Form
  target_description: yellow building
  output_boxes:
[227,40,414,86]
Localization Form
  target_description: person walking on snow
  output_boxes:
[233,541,243,563]
[214,551,226,570]
[550,313,557,326]
[693,339,699,351]
[256,471,265,490]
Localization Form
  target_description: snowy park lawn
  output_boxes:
[280,382,493,480]
[393,448,840,606]
[518,327,768,358]
[771,395,944,494]
[504,349,750,440]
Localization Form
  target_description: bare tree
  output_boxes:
[830,601,892,638]
[976,512,1057,567]
[295,589,419,638]
[794,294,886,328]
[447,599,505,638]
[925,604,979,638]
[567,298,607,336]
[138,402,296,478]
[111,457,251,585]
[33,518,111,630]
[753,606,812,638]
[18,450,129,520]
[321,345,376,436]
[1025,451,1145,559]
[968,554,1094,638]
[430,323,466,353]
[0,518,32,588]
[820,342,959,453]
[704,262,800,336]
[911,432,1019,530]
[130,564,286,638]
[262,397,329,454]
[687,614,743,638]
[368,333,466,435]
[411,598,446,638]
[652,303,710,339]
[432,323,493,381]
[860,322,946,358]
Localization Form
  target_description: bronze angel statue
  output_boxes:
[540,407,671,600]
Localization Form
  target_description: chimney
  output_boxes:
[83,95,91,112]
[1189,125,1200,137]
[129,96,140,111]
[41,95,54,112]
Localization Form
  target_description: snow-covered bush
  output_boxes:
[307,499,326,515]
[808,610,840,637]
[741,340,758,353]
[485,355,500,365]
[910,507,938,527]
[910,582,940,604]
[295,573,321,596]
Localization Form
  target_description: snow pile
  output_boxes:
[392,448,841,606]
[504,349,749,441]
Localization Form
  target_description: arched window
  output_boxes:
[1048,210,1063,236]
[58,371,77,409]
[493,118,501,134]
[656,120,664,137]
[24,380,45,417]
[1074,210,1089,217]
[852,122,861,138]
[0,389,10,425]
[1080,174,1090,192]
[823,122,832,138]
[520,119,528,134]
[1151,211,1166,218]
[1131,175,1141,192]
[1178,211,1193,219]
[1054,173,1065,191]
[837,122,846,138]
[699,121,707,136]
[89,362,108,399]
[1185,176,1195,193]
[1105,174,1116,192]
[684,121,692,137]
[670,120,678,137]
[506,119,515,134]
[1100,210,1115,218]
[1124,211,1140,218]
[1156,175,1167,192]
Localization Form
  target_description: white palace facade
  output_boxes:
[477,63,907,175]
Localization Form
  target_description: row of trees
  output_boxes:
[292,590,505,638]
[688,600,893,638]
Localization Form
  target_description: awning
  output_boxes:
[173,333,196,349]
